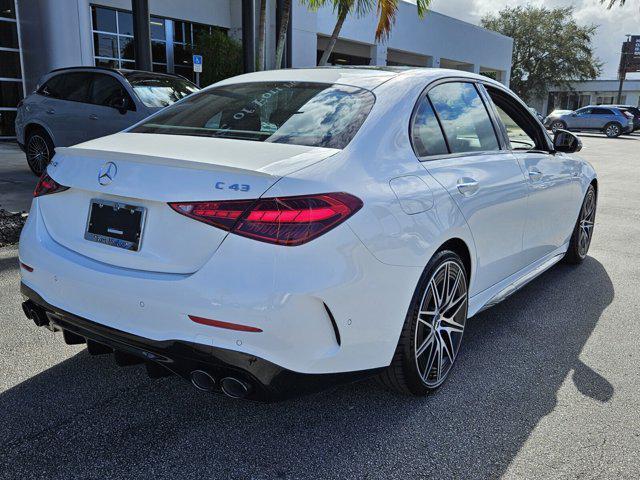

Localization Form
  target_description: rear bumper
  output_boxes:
[19,196,419,379]
[21,283,382,401]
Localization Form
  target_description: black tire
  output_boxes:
[25,127,55,176]
[603,122,622,138]
[564,185,597,265]
[551,120,566,133]
[377,250,469,395]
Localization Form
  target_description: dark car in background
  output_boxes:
[15,67,199,175]
[605,105,640,131]
[543,105,634,138]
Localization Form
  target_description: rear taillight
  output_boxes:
[33,173,69,197]
[623,111,634,119]
[169,192,363,246]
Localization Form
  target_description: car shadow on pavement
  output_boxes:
[0,257,614,479]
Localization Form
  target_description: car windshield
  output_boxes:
[130,81,376,149]
[125,73,199,108]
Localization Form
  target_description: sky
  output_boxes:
[429,0,640,80]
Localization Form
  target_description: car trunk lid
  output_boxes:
[39,133,338,274]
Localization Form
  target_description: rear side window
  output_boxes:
[131,81,375,149]
[411,97,448,156]
[428,82,499,153]
[591,108,613,115]
[40,72,91,103]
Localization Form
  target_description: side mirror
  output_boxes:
[571,112,577,117]
[109,96,129,115]
[553,129,582,153]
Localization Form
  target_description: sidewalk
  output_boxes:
[0,141,35,213]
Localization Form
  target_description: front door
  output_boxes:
[421,81,529,294]
[483,84,583,265]
[85,73,142,139]
[571,108,592,129]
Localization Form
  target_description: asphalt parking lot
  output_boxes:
[1,134,639,479]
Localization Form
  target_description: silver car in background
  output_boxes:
[543,105,633,138]
[15,67,199,175]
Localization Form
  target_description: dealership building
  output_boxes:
[531,79,640,116]
[1,0,513,138]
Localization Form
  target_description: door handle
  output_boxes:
[528,168,543,181]
[456,178,479,196]
[89,114,98,120]
[46,109,55,115]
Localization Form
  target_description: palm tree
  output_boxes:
[305,0,432,66]
[275,0,292,68]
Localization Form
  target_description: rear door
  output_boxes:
[418,81,530,293]
[483,84,582,264]
[589,107,615,130]
[86,72,144,138]
[39,72,94,146]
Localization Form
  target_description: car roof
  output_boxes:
[583,105,619,110]
[212,66,502,91]
[48,66,189,81]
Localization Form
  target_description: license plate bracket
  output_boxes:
[85,199,146,251]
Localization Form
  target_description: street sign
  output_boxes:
[193,54,203,73]
[620,36,640,74]
[616,35,640,103]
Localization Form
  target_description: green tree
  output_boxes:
[197,29,243,86]
[481,6,601,103]
[305,0,431,66]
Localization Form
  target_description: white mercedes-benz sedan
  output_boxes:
[19,67,597,401]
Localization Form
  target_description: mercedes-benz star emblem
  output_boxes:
[98,162,117,186]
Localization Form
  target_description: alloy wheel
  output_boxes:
[414,260,468,388]
[578,189,596,258]
[551,121,564,132]
[27,135,50,175]
[605,124,620,137]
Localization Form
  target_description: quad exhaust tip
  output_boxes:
[220,377,251,399]
[191,370,216,392]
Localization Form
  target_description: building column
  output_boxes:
[429,56,441,68]
[241,0,255,73]
[369,44,387,66]
[132,0,152,71]
[472,64,481,74]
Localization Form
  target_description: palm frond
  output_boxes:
[374,0,398,41]
[600,0,626,8]
[415,0,431,17]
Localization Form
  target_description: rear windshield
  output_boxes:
[125,73,198,108]
[130,81,375,149]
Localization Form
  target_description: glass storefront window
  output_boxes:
[0,109,17,136]
[95,58,118,69]
[0,0,16,19]
[0,49,21,78]
[92,6,116,33]
[93,32,118,58]
[150,17,165,40]
[91,5,220,79]
[120,36,135,61]
[118,11,134,36]
[0,18,18,48]
[0,81,22,107]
